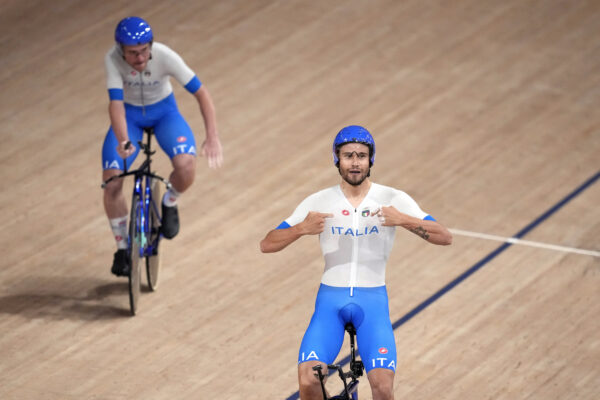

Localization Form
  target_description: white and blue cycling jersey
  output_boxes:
[102,42,201,170]
[278,183,435,372]
[104,42,201,105]
[279,183,434,289]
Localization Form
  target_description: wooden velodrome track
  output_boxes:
[1,0,598,399]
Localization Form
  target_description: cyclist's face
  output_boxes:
[337,143,371,186]
[122,43,151,72]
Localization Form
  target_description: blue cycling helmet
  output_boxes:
[115,17,153,46]
[332,125,376,166]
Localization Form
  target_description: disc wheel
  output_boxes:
[146,178,162,291]
[128,193,142,315]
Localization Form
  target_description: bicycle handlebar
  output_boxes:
[101,170,170,189]
[102,129,164,189]
[327,364,360,381]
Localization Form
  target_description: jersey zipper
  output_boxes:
[349,208,359,296]
[139,72,146,116]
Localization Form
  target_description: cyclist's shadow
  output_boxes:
[0,275,133,320]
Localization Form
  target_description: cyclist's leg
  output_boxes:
[102,124,143,274]
[367,369,394,400]
[102,125,143,218]
[298,284,347,399]
[353,286,396,400]
[102,126,142,276]
[153,106,197,194]
[153,105,196,238]
[298,361,328,400]
[169,153,196,193]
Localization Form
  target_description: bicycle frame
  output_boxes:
[101,128,170,314]
[313,323,364,400]
[102,129,170,259]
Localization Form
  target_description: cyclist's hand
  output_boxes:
[200,136,223,169]
[374,206,403,226]
[117,141,136,159]
[299,212,333,235]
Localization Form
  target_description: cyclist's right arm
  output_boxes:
[260,211,332,253]
[105,48,134,159]
[108,100,134,158]
[260,223,305,253]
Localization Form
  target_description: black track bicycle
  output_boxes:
[101,128,170,315]
[313,323,364,400]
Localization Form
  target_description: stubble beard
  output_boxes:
[339,167,370,186]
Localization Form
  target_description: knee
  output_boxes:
[298,364,324,393]
[103,179,123,201]
[368,369,394,400]
[173,156,196,182]
[370,378,394,400]
[298,370,319,390]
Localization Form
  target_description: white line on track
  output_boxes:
[449,228,600,257]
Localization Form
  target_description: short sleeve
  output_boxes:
[104,48,123,90]
[157,43,196,88]
[390,190,429,220]
[276,193,320,229]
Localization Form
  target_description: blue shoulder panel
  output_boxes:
[424,215,436,221]
[108,88,124,101]
[184,76,202,93]
[276,221,291,230]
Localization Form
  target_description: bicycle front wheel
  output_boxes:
[146,178,162,291]
[128,193,142,315]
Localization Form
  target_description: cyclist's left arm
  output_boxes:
[159,43,223,168]
[378,191,452,245]
[193,86,222,169]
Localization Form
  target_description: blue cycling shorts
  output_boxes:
[298,284,397,373]
[102,93,196,170]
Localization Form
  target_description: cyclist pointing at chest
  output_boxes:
[102,17,222,277]
[260,125,452,400]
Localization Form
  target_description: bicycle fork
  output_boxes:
[131,177,147,255]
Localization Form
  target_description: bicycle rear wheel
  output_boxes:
[146,178,162,291]
[128,193,142,315]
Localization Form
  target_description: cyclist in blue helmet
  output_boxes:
[115,16,153,46]
[332,125,376,181]
[102,16,223,277]
[261,125,452,400]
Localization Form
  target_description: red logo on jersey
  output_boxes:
[177,136,187,143]
[379,347,388,354]
[115,235,123,241]
[131,71,137,76]
[342,210,350,216]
